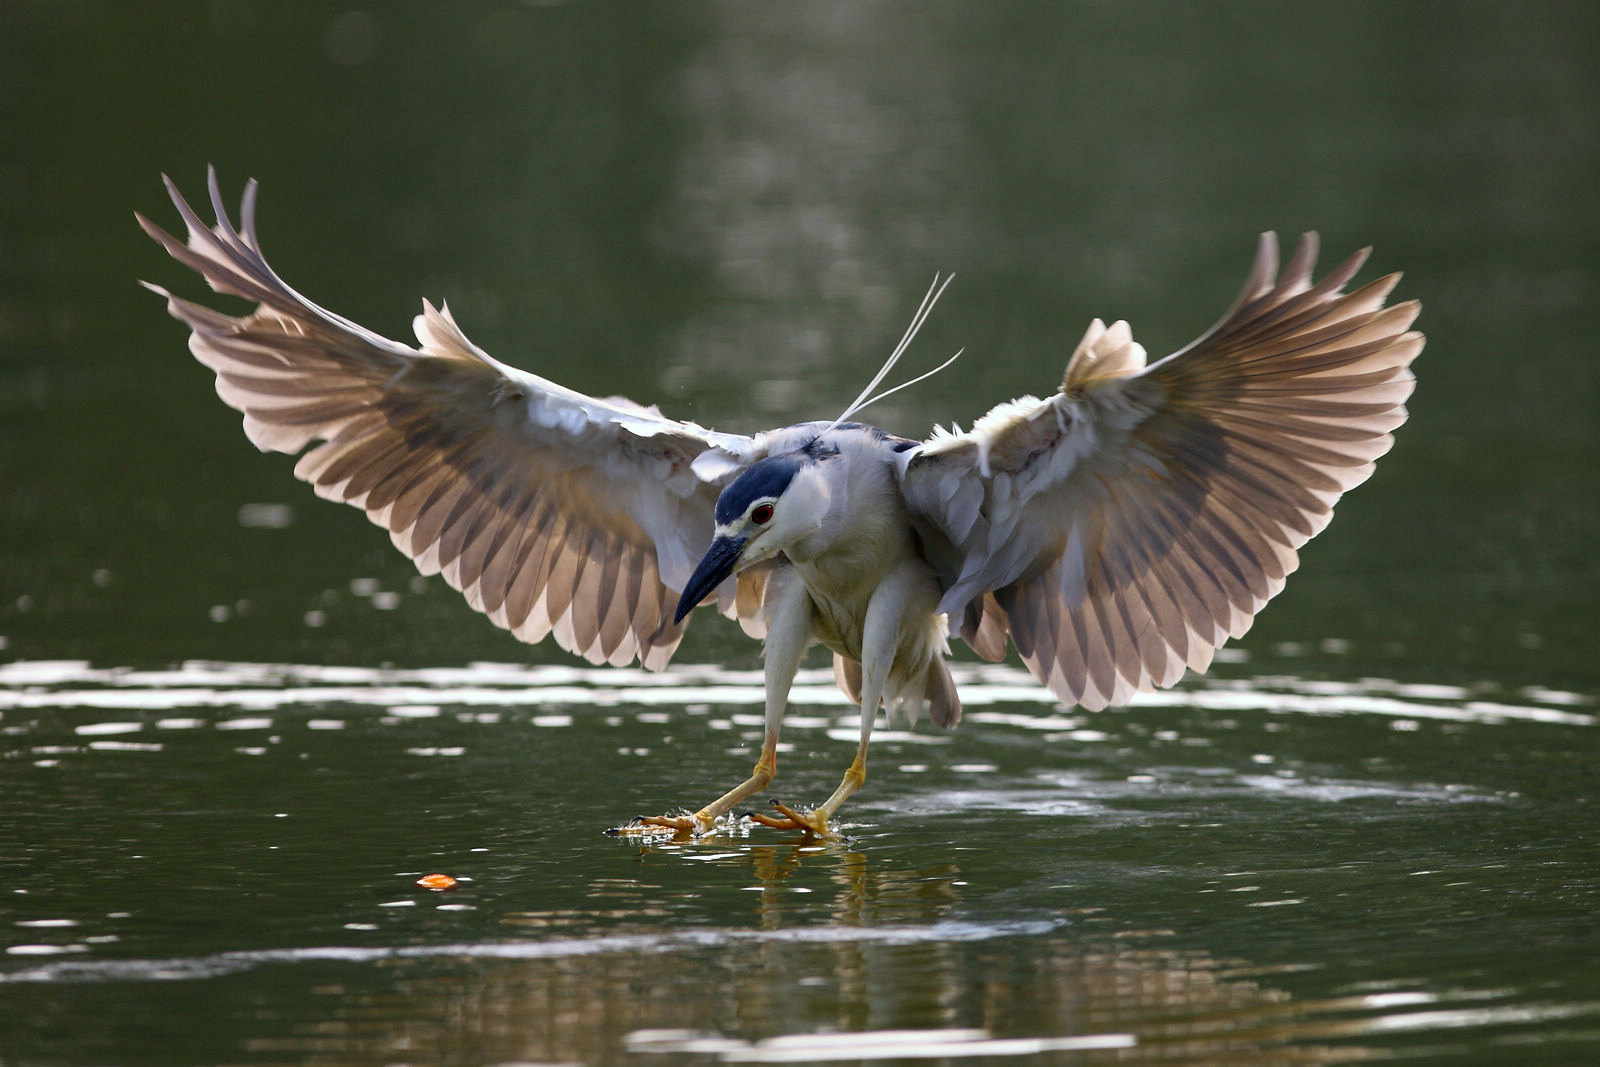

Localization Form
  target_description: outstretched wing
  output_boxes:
[899,233,1423,709]
[140,169,757,669]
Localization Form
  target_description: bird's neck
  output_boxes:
[788,454,911,601]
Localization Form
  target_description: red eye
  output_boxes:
[751,503,774,525]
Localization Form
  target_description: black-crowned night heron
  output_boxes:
[141,171,1422,836]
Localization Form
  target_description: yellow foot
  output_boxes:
[745,799,830,835]
[604,811,712,837]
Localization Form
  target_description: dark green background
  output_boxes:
[2,3,1596,1064]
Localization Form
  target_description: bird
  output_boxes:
[140,169,1423,836]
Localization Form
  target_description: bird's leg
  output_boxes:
[631,732,780,835]
[626,579,812,836]
[759,686,875,835]
[754,567,910,835]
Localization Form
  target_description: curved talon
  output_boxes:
[607,812,707,836]
[745,810,799,830]
[606,824,671,837]
[743,799,829,835]
[741,799,797,830]
[773,800,829,834]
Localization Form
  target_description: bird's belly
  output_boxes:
[808,594,865,661]
[798,559,944,668]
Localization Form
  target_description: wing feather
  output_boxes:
[141,170,758,668]
[902,232,1422,708]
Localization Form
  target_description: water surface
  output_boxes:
[2,660,1596,1063]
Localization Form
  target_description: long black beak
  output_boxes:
[673,535,747,623]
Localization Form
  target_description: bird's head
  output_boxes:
[673,450,834,622]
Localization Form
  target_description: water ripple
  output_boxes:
[0,660,1591,726]
[0,918,1059,985]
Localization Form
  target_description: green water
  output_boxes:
[3,3,1597,1064]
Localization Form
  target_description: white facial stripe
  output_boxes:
[714,498,777,539]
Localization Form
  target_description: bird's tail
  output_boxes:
[833,653,962,730]
[923,658,961,730]
[832,653,863,704]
